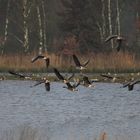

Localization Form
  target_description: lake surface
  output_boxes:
[0,80,140,140]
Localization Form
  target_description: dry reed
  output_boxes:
[0,52,140,72]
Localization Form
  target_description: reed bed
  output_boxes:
[0,52,140,73]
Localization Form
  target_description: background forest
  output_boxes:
[0,0,140,55]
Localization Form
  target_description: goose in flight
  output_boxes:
[31,77,50,91]
[122,79,140,91]
[105,35,125,52]
[53,68,74,83]
[31,55,50,68]
[63,81,80,91]
[8,70,32,80]
[100,74,122,82]
[82,76,95,88]
[72,54,90,70]
[0,76,5,80]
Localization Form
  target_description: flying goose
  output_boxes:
[122,79,140,91]
[31,77,50,91]
[0,76,5,80]
[53,68,74,83]
[63,81,80,91]
[31,55,50,68]
[82,76,95,88]
[72,54,90,70]
[8,70,32,80]
[100,74,118,82]
[105,35,125,52]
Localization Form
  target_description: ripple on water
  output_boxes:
[0,80,140,140]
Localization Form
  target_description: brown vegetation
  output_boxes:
[0,52,140,72]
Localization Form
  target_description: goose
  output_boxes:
[31,55,50,68]
[8,70,32,80]
[122,79,140,91]
[105,35,125,52]
[0,76,5,80]
[72,54,90,70]
[100,74,118,82]
[63,81,80,91]
[31,77,50,91]
[53,68,74,83]
[82,76,95,88]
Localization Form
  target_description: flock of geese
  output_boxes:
[1,35,140,92]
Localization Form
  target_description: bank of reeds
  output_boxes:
[0,52,140,73]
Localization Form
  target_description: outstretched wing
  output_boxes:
[131,80,140,85]
[8,70,25,78]
[73,81,80,88]
[67,73,74,80]
[31,55,45,63]
[31,80,45,87]
[100,74,113,79]
[73,54,81,67]
[105,35,118,42]
[83,59,90,67]
[122,81,131,88]
[53,68,65,80]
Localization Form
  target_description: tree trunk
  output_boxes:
[41,0,47,52]
[101,0,106,39]
[108,0,114,48]
[37,6,43,52]
[1,0,10,54]
[22,0,30,52]
[116,0,121,35]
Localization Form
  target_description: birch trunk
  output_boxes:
[1,0,10,54]
[101,0,106,39]
[23,0,30,52]
[96,22,103,42]
[41,0,47,52]
[37,6,43,52]
[108,0,114,48]
[116,0,121,35]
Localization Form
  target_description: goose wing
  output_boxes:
[122,81,131,88]
[67,73,74,80]
[83,59,90,67]
[130,79,140,85]
[31,80,45,87]
[73,81,80,88]
[8,70,26,78]
[73,54,81,67]
[105,35,118,42]
[31,55,45,63]
[53,68,65,80]
[100,74,113,79]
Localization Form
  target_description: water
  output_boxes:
[0,80,140,140]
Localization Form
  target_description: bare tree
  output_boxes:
[1,0,10,54]
[108,0,114,48]
[101,0,106,39]
[41,0,47,52]
[22,0,33,52]
[116,0,121,35]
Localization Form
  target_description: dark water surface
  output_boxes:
[0,80,140,140]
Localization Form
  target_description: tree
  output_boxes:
[58,0,101,52]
